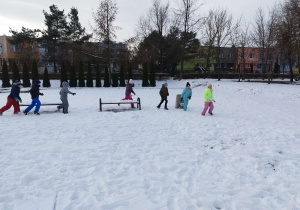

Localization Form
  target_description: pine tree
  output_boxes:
[149,61,156,87]
[112,74,118,87]
[95,64,102,87]
[69,65,77,87]
[142,62,149,87]
[22,62,31,87]
[104,66,110,87]
[43,67,51,87]
[1,61,11,87]
[12,61,20,82]
[60,62,68,87]
[128,64,133,82]
[86,62,93,87]
[32,59,39,82]
[78,60,85,87]
[119,64,125,87]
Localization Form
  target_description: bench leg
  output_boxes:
[100,98,102,112]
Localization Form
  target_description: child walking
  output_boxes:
[201,83,215,116]
[57,81,76,114]
[181,82,192,111]
[157,82,169,110]
[0,81,23,115]
[122,79,136,108]
[24,80,44,115]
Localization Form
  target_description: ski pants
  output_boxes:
[25,98,41,113]
[202,102,214,115]
[0,97,19,114]
[183,99,189,111]
[158,98,168,108]
[59,98,69,113]
[122,95,134,108]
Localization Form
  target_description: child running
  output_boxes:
[0,81,23,115]
[201,83,215,116]
[157,82,169,110]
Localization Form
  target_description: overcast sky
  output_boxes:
[0,0,281,42]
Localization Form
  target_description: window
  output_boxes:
[224,63,227,68]
[250,53,254,59]
[228,53,233,58]
[30,46,35,53]
[0,45,2,53]
[11,45,18,52]
[219,53,223,58]
[257,64,262,68]
[248,64,251,68]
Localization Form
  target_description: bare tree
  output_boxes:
[252,7,278,81]
[276,0,297,82]
[174,0,203,79]
[136,0,170,71]
[92,0,120,85]
[213,8,235,81]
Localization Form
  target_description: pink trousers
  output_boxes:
[201,102,214,115]
[122,95,134,107]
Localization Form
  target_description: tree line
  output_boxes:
[2,0,300,88]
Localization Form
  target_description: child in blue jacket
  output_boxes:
[181,82,192,111]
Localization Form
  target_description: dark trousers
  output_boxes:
[158,98,168,108]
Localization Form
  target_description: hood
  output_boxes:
[62,81,69,87]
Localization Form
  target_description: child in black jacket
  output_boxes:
[23,80,44,115]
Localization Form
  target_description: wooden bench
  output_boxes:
[99,97,141,112]
[19,103,63,111]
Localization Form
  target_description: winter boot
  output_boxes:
[34,111,40,115]
[208,112,213,115]
[23,110,28,115]
[157,105,160,109]
[57,105,61,111]
[0,111,2,116]
[164,107,168,110]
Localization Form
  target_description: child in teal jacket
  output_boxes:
[201,83,215,116]
[181,82,192,111]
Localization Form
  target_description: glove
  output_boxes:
[188,96,191,100]
[72,93,76,95]
[208,98,216,102]
[40,93,44,96]
[181,97,183,101]
[14,97,20,102]
[134,93,136,96]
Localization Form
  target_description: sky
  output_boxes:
[0,0,281,42]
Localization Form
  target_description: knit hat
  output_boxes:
[164,82,168,87]
[35,80,41,85]
[186,82,190,87]
[15,81,23,86]
[129,79,133,84]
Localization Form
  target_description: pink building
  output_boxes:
[237,47,259,73]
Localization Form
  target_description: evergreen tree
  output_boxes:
[119,64,125,87]
[112,74,118,87]
[60,62,68,87]
[69,65,77,87]
[104,66,110,87]
[78,60,85,87]
[22,62,31,87]
[32,59,39,82]
[12,61,20,82]
[86,62,93,87]
[43,67,51,87]
[1,61,11,87]
[142,62,149,87]
[95,64,102,87]
[149,61,156,87]
[128,64,133,82]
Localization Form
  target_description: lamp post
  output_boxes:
[0,43,3,68]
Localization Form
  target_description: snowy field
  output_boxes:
[0,79,300,210]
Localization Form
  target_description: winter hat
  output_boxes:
[186,82,190,87]
[35,80,41,85]
[206,83,212,88]
[164,82,168,87]
[129,79,133,84]
[15,81,23,86]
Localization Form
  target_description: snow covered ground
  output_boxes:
[0,79,300,210]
